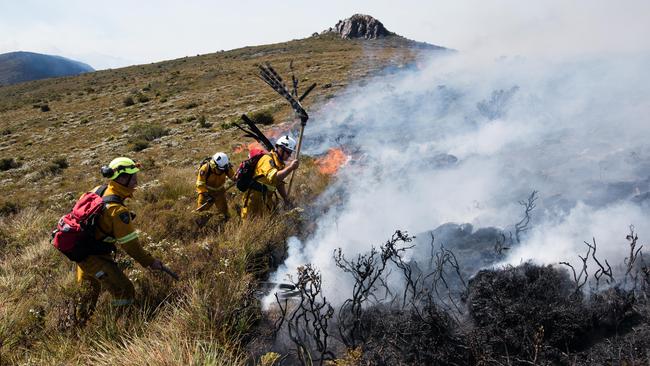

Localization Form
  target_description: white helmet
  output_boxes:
[275,135,297,152]
[212,152,229,169]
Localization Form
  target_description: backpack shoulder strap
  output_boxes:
[102,195,124,206]
[94,184,109,196]
[94,184,124,206]
[200,158,214,180]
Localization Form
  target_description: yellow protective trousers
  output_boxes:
[240,189,277,220]
[196,192,229,218]
[76,255,135,311]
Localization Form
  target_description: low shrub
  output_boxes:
[182,101,199,109]
[46,157,69,175]
[251,109,274,125]
[0,157,21,171]
[123,96,135,106]
[136,93,150,103]
[130,140,150,152]
[197,115,212,128]
[0,200,19,216]
[467,263,592,357]
[129,123,170,142]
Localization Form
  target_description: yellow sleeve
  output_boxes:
[227,166,235,180]
[110,205,155,267]
[257,155,279,186]
[196,164,209,193]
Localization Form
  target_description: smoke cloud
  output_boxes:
[271,50,650,304]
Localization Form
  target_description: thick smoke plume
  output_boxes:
[272,51,650,303]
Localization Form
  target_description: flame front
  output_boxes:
[234,141,266,156]
[316,148,348,175]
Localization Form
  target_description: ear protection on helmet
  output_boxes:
[100,166,115,178]
[100,161,141,179]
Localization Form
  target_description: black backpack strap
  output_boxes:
[94,184,109,196]
[94,184,124,206]
[200,158,213,181]
[102,195,124,206]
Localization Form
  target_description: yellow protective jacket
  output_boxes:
[241,151,285,219]
[196,160,235,195]
[92,181,154,267]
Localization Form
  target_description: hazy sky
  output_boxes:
[2,0,649,69]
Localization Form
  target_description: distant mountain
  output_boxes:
[0,51,94,86]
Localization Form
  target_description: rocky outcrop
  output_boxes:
[322,14,392,39]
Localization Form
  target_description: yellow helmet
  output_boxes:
[101,157,141,180]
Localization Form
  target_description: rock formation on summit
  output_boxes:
[323,14,392,39]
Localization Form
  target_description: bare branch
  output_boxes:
[515,190,538,243]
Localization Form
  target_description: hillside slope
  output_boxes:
[0,51,94,86]
[0,34,439,209]
[0,32,443,364]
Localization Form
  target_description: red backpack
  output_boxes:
[51,185,122,262]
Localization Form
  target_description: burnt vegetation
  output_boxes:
[269,224,650,365]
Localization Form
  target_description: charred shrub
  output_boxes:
[588,287,636,332]
[467,263,592,357]
[360,303,471,366]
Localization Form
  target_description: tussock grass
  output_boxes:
[0,206,57,256]
[0,155,331,364]
[0,32,416,363]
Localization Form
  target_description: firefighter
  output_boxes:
[76,157,164,321]
[195,152,235,218]
[241,135,299,220]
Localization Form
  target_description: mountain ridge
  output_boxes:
[0,51,94,86]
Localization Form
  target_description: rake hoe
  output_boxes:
[257,62,317,196]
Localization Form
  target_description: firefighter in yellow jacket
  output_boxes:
[76,157,164,321]
[195,152,235,218]
[241,135,300,220]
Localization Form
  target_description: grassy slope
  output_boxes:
[0,34,429,364]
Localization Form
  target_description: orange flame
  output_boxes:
[266,128,283,139]
[233,141,266,156]
[316,148,348,175]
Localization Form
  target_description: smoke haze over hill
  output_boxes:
[271,50,650,303]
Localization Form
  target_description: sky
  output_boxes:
[2,0,649,70]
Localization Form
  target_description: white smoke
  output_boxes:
[269,51,650,304]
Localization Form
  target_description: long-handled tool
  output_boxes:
[256,281,301,299]
[193,182,236,212]
[257,62,316,196]
[287,118,307,195]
